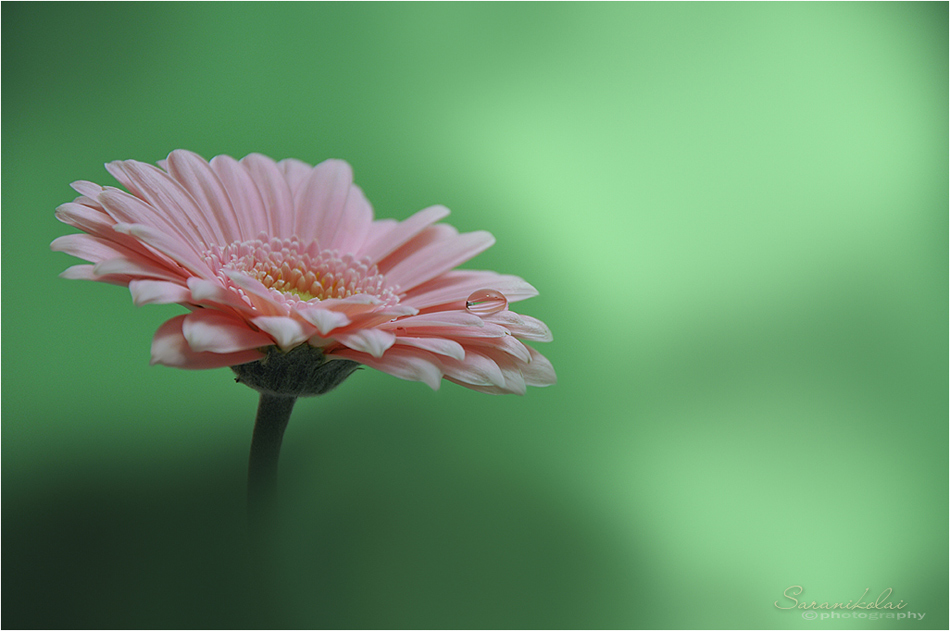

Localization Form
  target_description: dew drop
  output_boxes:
[465,289,507,316]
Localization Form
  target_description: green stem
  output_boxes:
[248,393,296,538]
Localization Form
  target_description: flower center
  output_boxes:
[204,236,395,304]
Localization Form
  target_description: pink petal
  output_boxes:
[113,223,214,281]
[331,346,443,390]
[361,205,450,263]
[331,305,420,335]
[210,155,268,239]
[92,257,182,282]
[165,150,241,244]
[129,279,191,306]
[60,264,132,286]
[352,305,419,322]
[106,160,223,247]
[70,180,104,199]
[392,336,466,361]
[361,218,396,256]
[252,315,315,350]
[410,324,511,339]
[489,354,528,395]
[293,159,353,244]
[521,347,557,387]
[71,195,106,211]
[484,311,553,342]
[186,277,255,314]
[183,310,274,353]
[383,312,510,339]
[443,380,511,396]
[240,153,295,237]
[464,334,532,364]
[277,158,314,196]
[151,315,265,369]
[345,304,419,323]
[53,233,184,284]
[499,366,527,395]
[51,233,140,264]
[377,223,457,273]
[333,328,396,358]
[97,187,200,251]
[385,311,485,329]
[437,351,506,389]
[56,202,117,235]
[314,294,385,319]
[402,270,538,309]
[59,264,96,280]
[221,270,288,316]
[328,184,373,254]
[296,306,351,335]
[382,230,495,292]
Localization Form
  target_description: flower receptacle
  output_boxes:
[232,345,361,397]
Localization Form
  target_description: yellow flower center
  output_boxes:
[205,236,395,304]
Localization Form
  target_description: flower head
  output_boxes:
[52,150,555,394]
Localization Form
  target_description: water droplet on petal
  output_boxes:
[465,289,507,316]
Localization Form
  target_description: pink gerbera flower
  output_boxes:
[52,150,555,396]
[53,149,556,532]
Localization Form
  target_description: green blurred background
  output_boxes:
[3,3,946,629]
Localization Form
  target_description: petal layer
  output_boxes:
[151,315,265,369]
